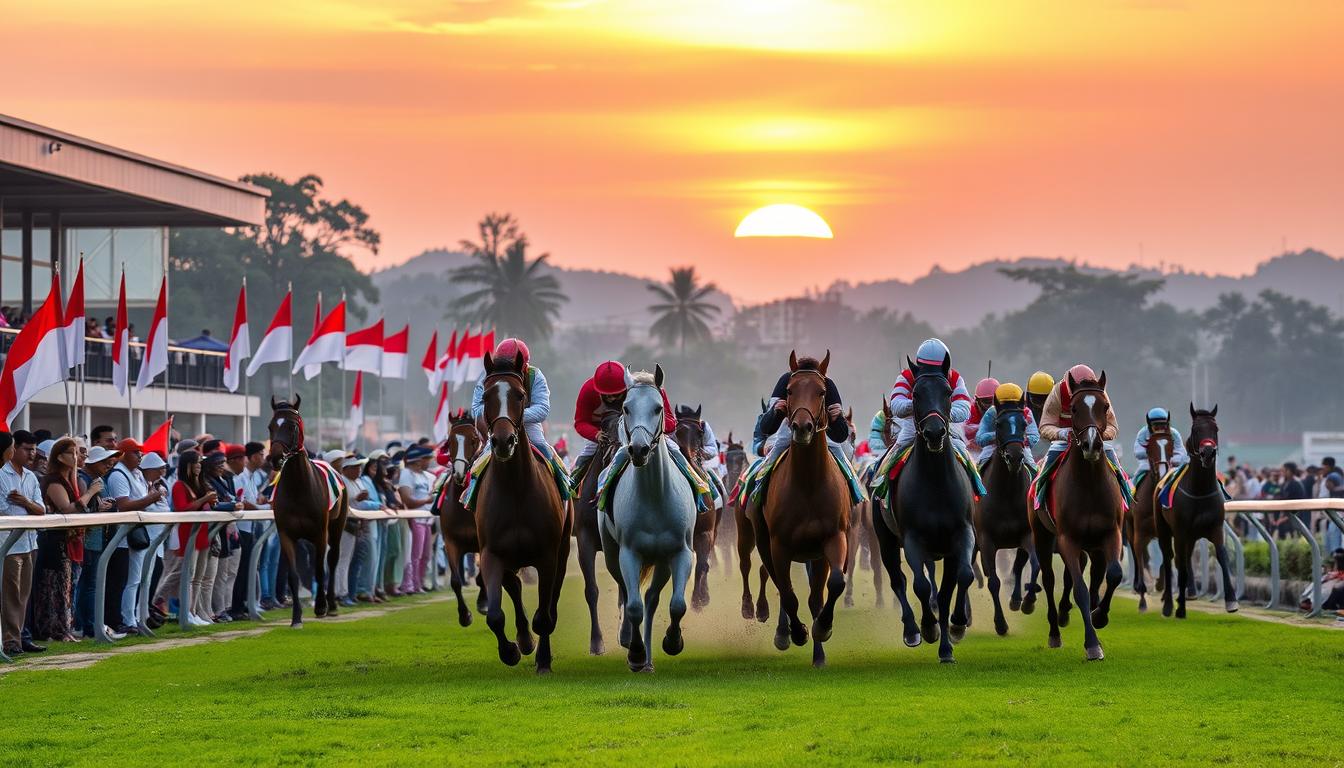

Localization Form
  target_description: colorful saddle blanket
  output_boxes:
[460,445,572,511]
[730,460,761,508]
[270,458,344,512]
[1028,448,1134,518]
[1155,464,1231,509]
[870,443,986,502]
[744,446,867,507]
[597,446,713,514]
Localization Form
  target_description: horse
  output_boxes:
[475,350,571,674]
[842,408,884,609]
[1158,405,1237,618]
[734,404,772,623]
[972,400,1039,635]
[266,395,349,629]
[599,367,697,672]
[873,356,976,663]
[717,432,747,577]
[1030,372,1125,661]
[753,351,850,668]
[573,409,622,656]
[1124,430,1175,612]
[673,404,720,611]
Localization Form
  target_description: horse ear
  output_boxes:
[940,355,950,377]
[1210,404,1218,418]
[514,350,526,372]
[654,364,665,388]
[846,407,853,421]
[819,350,831,376]
[906,356,916,373]
[789,350,799,372]
[1067,371,1078,390]
[1190,402,1197,420]
[1097,370,1106,389]
[483,351,495,373]
[271,395,279,411]
[293,393,301,411]
[727,431,734,444]
[760,398,767,413]
[694,404,702,420]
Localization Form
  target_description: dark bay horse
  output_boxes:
[266,395,349,629]
[843,408,884,609]
[754,351,850,668]
[874,356,975,663]
[717,432,747,577]
[1158,405,1238,618]
[735,408,771,623]
[673,405,719,611]
[973,400,1039,635]
[1125,430,1175,612]
[574,409,622,656]
[1031,372,1124,661]
[475,351,571,674]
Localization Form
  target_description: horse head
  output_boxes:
[623,367,665,467]
[268,394,304,463]
[786,350,830,446]
[1146,427,1176,478]
[993,400,1028,474]
[1066,370,1109,462]
[482,350,528,461]
[909,354,952,453]
[446,409,483,482]
[1188,403,1220,468]
[674,403,706,463]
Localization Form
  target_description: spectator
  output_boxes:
[32,438,52,476]
[90,425,118,450]
[170,451,217,625]
[139,451,171,629]
[380,455,407,598]
[397,445,435,595]
[337,456,381,606]
[1322,457,1344,553]
[355,453,390,603]
[220,443,256,621]
[74,446,119,639]
[1,431,47,655]
[236,442,272,613]
[202,452,240,623]
[105,438,165,636]
[33,438,95,643]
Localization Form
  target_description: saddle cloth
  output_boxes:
[1028,448,1134,522]
[1155,464,1231,510]
[596,446,712,515]
[460,445,572,511]
[870,443,986,502]
[270,458,343,513]
[744,446,867,508]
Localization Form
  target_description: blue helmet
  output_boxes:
[915,338,950,368]
[1146,407,1170,426]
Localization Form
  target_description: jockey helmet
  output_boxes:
[974,377,1000,400]
[915,338,951,368]
[995,382,1024,403]
[494,338,530,368]
[1067,364,1097,384]
[593,360,628,396]
[1027,371,1054,396]
[1146,407,1170,427]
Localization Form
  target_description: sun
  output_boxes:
[734,204,833,239]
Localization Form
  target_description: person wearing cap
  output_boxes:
[469,337,554,460]
[73,445,120,639]
[397,445,435,595]
[199,451,242,623]
[972,383,1041,469]
[1026,372,1054,424]
[570,360,642,490]
[887,338,971,460]
[138,451,171,628]
[1131,407,1188,490]
[963,377,1001,456]
[104,438,166,635]
[1,430,47,655]
[1030,364,1128,508]
[34,437,102,644]
[34,438,55,476]
[336,456,381,607]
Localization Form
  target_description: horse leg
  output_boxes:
[874,517,920,646]
[770,542,808,649]
[806,559,829,668]
[1008,548,1026,612]
[1213,533,1239,613]
[949,526,975,644]
[641,563,670,673]
[313,531,330,619]
[1034,527,1061,648]
[1059,536,1103,660]
[1058,558,1073,628]
[1132,530,1150,613]
[750,502,776,624]
[756,565,771,623]
[1021,541,1042,615]
[1175,535,1193,620]
[735,508,756,620]
[1158,516,1176,617]
[502,571,534,656]
[279,533,304,629]
[843,517,858,608]
[984,545,1009,636]
[903,535,939,646]
[481,551,520,666]
[531,553,560,676]
[445,538,472,627]
[935,552,959,663]
[865,507,885,608]
[814,533,847,644]
[576,525,605,655]
[692,526,711,612]
[1087,551,1105,612]
[1092,533,1124,630]
[618,548,649,672]
[663,547,693,659]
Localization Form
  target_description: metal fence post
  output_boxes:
[136,524,177,636]
[1238,513,1279,609]
[0,529,23,662]
[1224,519,1245,601]
[94,524,132,643]
[1286,512,1323,618]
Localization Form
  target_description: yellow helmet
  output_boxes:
[1027,371,1055,396]
[995,382,1024,404]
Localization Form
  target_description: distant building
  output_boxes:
[733,289,845,360]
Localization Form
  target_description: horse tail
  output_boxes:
[640,564,654,589]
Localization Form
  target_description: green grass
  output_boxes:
[1,564,1341,767]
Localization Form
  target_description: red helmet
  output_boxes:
[494,338,530,368]
[974,377,1000,400]
[593,361,628,396]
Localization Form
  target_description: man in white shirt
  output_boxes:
[105,438,165,635]
[235,442,271,615]
[1,431,46,655]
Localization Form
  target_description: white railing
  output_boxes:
[0,507,438,660]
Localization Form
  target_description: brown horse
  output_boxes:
[753,351,850,668]
[673,404,719,611]
[973,400,1039,635]
[735,405,772,623]
[1158,405,1237,618]
[574,409,622,656]
[266,395,349,629]
[716,431,746,577]
[1125,429,1175,612]
[475,350,571,673]
[842,407,884,609]
[1030,372,1124,661]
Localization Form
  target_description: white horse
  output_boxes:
[599,366,697,673]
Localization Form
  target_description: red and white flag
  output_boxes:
[223,281,250,392]
[302,295,323,380]
[382,324,409,380]
[432,381,451,443]
[293,298,345,376]
[111,271,130,396]
[459,328,494,385]
[436,330,458,392]
[62,259,86,369]
[421,329,439,394]
[344,317,383,374]
[452,329,478,386]
[245,290,292,378]
[135,276,170,391]
[143,415,173,459]
[346,371,364,448]
[0,272,67,429]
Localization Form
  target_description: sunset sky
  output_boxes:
[5,1,1343,301]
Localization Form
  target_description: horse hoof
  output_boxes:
[773,631,791,652]
[1057,611,1070,628]
[590,639,606,656]
[327,607,339,618]
[1008,598,1022,612]
[741,597,755,621]
[1021,596,1037,615]
[1225,601,1239,614]
[1091,610,1110,630]
[790,624,810,647]
[921,624,940,645]
[290,621,303,630]
[632,662,654,674]
[517,633,536,656]
[844,596,854,609]
[756,602,771,623]
[314,607,328,619]
[1048,635,1061,649]
[662,632,685,657]
[499,643,522,667]
[939,652,956,664]
[1085,645,1105,661]
[813,658,827,670]
[949,624,967,644]
[476,599,487,615]
[1137,597,1148,614]
[1162,601,1173,618]
[535,665,552,676]
[994,619,1009,637]
[1175,607,1187,620]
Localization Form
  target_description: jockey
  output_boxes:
[570,360,644,487]
[867,403,895,454]
[1026,371,1054,424]
[1038,363,1121,469]
[674,405,724,478]
[1132,406,1188,485]
[757,361,851,465]
[973,382,1040,468]
[469,337,552,459]
[889,338,973,460]
[964,377,1000,455]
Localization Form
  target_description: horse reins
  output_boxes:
[786,370,828,431]
[913,372,951,452]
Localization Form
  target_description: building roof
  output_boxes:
[0,114,268,229]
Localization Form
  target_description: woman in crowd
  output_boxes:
[33,437,100,642]
[170,450,217,625]
[355,455,390,603]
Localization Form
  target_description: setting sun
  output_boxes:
[734,204,834,239]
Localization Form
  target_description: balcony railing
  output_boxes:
[0,327,233,393]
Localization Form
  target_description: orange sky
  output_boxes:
[5,1,1344,302]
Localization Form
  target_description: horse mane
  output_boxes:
[794,357,822,371]
[629,370,656,386]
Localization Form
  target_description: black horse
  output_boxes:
[973,401,1040,635]
[574,409,622,655]
[874,356,976,663]
[1158,405,1238,618]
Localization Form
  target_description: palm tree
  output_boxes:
[648,267,722,353]
[453,213,568,340]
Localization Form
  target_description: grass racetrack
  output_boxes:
[2,557,1341,767]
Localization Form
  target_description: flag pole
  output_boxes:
[340,291,347,453]
[315,290,323,449]
[163,272,170,430]
[286,281,294,399]
[56,262,74,436]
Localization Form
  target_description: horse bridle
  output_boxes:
[624,384,664,447]
[482,371,527,436]
[786,370,828,432]
[1068,386,1108,450]
[914,372,951,452]
[1191,414,1220,468]
[996,406,1028,447]
[269,408,305,468]
[446,421,482,479]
